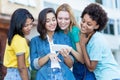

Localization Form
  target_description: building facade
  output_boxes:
[0,0,120,79]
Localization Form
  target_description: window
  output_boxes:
[117,19,120,35]
[73,9,81,24]
[102,0,114,8]
[115,0,120,9]
[8,0,36,7]
[109,23,114,34]
[103,19,115,35]
[28,0,36,7]
[89,0,95,2]
[95,0,102,4]
[118,24,120,35]
[44,1,58,10]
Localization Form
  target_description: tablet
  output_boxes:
[51,44,69,51]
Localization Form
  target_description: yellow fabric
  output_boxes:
[3,34,30,67]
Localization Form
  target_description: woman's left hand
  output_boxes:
[80,33,93,46]
[59,48,71,58]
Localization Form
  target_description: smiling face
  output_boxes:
[45,12,57,32]
[80,14,99,35]
[57,11,70,30]
[22,18,33,36]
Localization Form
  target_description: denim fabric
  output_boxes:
[30,31,75,80]
[50,68,64,80]
[73,62,96,80]
[4,68,21,80]
[4,68,30,80]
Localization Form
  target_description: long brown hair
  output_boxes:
[37,8,56,40]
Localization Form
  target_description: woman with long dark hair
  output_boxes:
[3,8,34,80]
[30,8,75,80]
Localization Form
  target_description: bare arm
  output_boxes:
[17,53,29,80]
[38,53,61,67]
[71,42,84,64]
[64,55,74,68]
[80,33,98,72]
[80,44,98,71]
[38,54,50,67]
[59,48,73,68]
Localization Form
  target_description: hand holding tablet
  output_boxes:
[51,44,70,51]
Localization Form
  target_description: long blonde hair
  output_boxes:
[56,3,78,31]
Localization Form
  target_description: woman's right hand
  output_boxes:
[48,53,61,62]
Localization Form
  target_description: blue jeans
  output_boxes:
[51,68,64,80]
[4,68,30,80]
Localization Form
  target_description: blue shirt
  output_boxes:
[87,32,120,80]
[30,31,75,80]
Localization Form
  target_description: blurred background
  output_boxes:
[0,0,120,80]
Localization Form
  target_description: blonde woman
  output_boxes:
[56,3,96,80]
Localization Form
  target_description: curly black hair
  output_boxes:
[81,3,108,31]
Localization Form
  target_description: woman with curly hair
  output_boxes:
[80,3,120,80]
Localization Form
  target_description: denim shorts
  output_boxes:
[51,68,64,80]
[4,68,30,80]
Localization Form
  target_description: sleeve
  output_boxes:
[88,39,103,61]
[72,26,80,43]
[12,37,26,55]
[30,38,40,70]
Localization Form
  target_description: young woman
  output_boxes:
[80,3,120,80]
[56,3,96,80]
[3,8,34,80]
[30,8,75,80]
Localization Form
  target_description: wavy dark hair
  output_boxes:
[81,3,108,31]
[8,8,34,45]
[37,8,57,40]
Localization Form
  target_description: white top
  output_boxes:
[47,35,61,69]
